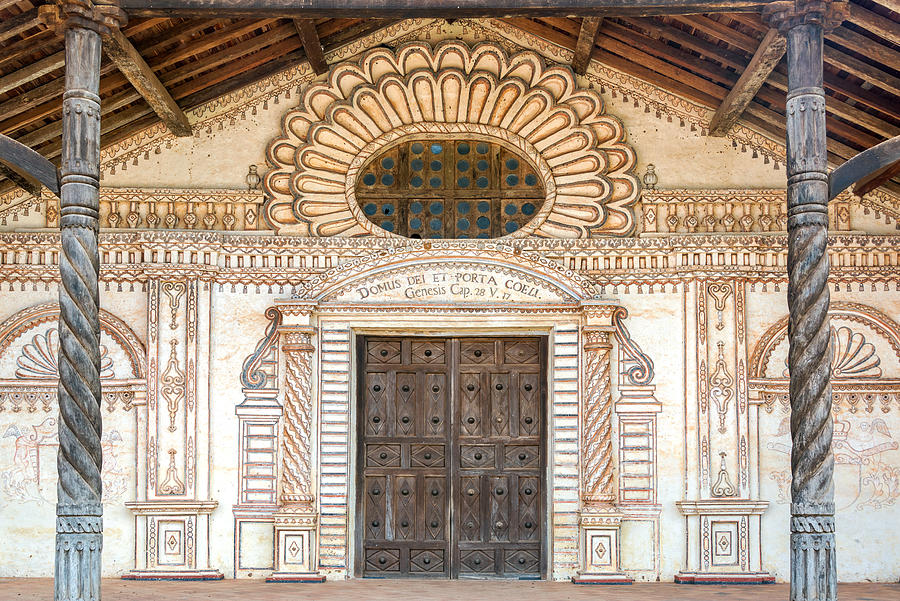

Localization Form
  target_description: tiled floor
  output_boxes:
[1,579,899,600]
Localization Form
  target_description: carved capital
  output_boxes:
[762,0,848,33]
[40,0,127,35]
[583,328,612,351]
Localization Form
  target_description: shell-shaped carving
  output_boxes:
[15,328,115,380]
[831,326,882,378]
[264,41,639,238]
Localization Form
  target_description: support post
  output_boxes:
[52,2,126,600]
[762,2,847,600]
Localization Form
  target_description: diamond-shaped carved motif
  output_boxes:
[167,535,178,551]
[410,549,445,573]
[460,549,494,573]
[288,540,301,558]
[594,540,607,559]
[503,340,539,365]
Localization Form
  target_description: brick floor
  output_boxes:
[1,579,899,601]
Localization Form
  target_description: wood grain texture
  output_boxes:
[294,18,328,75]
[571,16,602,74]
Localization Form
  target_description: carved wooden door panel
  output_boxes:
[358,338,452,577]
[357,336,545,579]
[453,338,545,578]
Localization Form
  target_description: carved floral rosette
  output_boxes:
[264,41,639,238]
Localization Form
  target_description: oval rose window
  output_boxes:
[355,139,545,238]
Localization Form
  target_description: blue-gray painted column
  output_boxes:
[52,2,125,600]
[763,2,847,600]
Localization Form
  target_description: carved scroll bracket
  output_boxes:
[278,326,317,510]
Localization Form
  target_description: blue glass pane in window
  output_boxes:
[363,203,377,216]
[458,234,469,239]
[411,176,423,188]
[457,160,469,171]
[429,202,443,215]
[429,177,442,188]
[457,143,470,154]
[411,159,424,171]
[457,177,470,188]
[457,218,470,230]
[362,173,376,186]
[430,143,443,154]
[505,158,519,170]
[410,202,423,214]
[476,216,490,229]
[477,201,490,213]
[381,174,394,186]
[477,232,490,239]
[522,202,536,216]
[381,157,395,169]
[505,222,519,233]
[457,202,470,214]
[428,233,442,239]
[429,218,442,230]
[506,174,519,186]
[476,160,489,171]
[476,176,489,188]
[430,160,442,171]
[381,221,394,232]
[382,204,394,215]
[476,142,489,154]
[409,217,422,229]
[504,204,517,216]
[524,173,538,186]
[411,142,424,154]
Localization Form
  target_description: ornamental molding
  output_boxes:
[264,41,640,238]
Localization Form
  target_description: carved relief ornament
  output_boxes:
[264,41,640,238]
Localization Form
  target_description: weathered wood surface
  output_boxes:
[764,0,843,596]
[0,52,65,96]
[0,132,59,195]
[119,0,775,17]
[294,18,328,75]
[102,28,192,137]
[708,28,785,136]
[0,8,39,46]
[572,16,602,74]
[829,135,900,199]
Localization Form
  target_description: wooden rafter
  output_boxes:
[572,17,603,74]
[294,18,328,75]
[102,28,192,137]
[847,4,900,45]
[708,28,785,136]
[0,51,65,96]
[0,8,39,46]
[118,0,775,18]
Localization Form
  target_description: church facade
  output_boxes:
[1,20,898,583]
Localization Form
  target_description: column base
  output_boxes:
[675,571,775,584]
[122,569,224,581]
[266,573,327,583]
[572,573,633,585]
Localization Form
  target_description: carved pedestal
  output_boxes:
[268,510,322,582]
[576,510,630,584]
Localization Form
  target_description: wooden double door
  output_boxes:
[356,336,547,578]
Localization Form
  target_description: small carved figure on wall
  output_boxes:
[246,165,261,191]
[642,164,658,190]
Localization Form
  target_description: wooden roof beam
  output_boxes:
[847,4,900,46]
[0,51,65,96]
[708,28,785,136]
[0,8,40,46]
[294,19,328,75]
[572,17,603,74]
[102,28,192,137]
[118,0,776,18]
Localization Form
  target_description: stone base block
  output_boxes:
[122,569,224,581]
[266,573,327,583]
[571,573,633,585]
[675,571,775,584]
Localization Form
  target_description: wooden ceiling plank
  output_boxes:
[708,28,785,136]
[0,7,40,46]
[321,18,401,49]
[572,16,603,74]
[673,14,760,53]
[136,18,226,57]
[0,51,64,96]
[117,0,776,19]
[822,44,900,98]
[828,26,900,69]
[847,4,900,46]
[0,30,58,72]
[102,28,192,137]
[294,18,328,75]
[149,18,281,71]
[620,16,751,70]
[159,23,297,87]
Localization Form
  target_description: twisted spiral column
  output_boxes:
[51,3,125,600]
[582,329,615,504]
[280,328,315,508]
[764,2,847,599]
